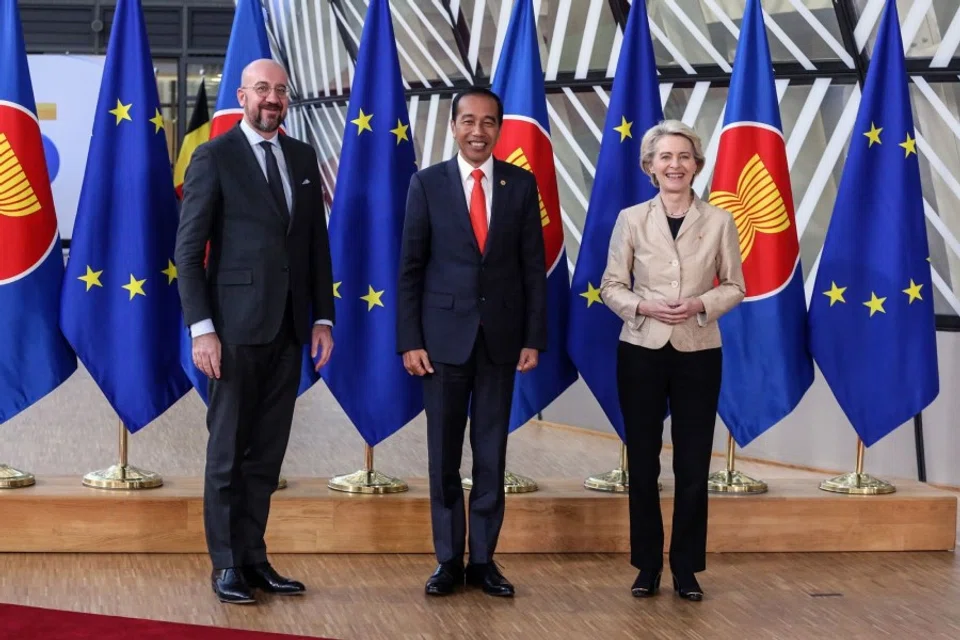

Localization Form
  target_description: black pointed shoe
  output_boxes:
[465,562,514,597]
[672,573,704,601]
[631,569,662,597]
[212,568,256,604]
[241,562,305,595]
[425,561,464,596]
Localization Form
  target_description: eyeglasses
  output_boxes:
[244,84,289,98]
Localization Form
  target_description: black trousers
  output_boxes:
[617,340,721,574]
[423,328,517,566]
[203,295,301,570]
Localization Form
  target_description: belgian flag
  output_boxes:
[173,79,210,198]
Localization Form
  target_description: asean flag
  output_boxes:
[708,0,813,447]
[0,0,77,423]
[491,0,578,432]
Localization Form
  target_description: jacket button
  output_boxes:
[671,280,678,288]
[671,259,678,266]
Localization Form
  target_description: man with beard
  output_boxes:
[175,58,335,604]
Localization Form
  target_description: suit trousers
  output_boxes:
[203,293,301,570]
[616,340,721,574]
[423,328,517,566]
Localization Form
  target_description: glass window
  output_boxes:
[853,0,960,62]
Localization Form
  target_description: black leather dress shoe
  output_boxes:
[212,568,256,604]
[465,562,514,597]
[425,562,463,596]
[672,573,704,601]
[631,569,662,597]
[241,562,305,595]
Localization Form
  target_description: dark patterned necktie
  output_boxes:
[259,140,289,225]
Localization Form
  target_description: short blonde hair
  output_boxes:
[639,120,706,188]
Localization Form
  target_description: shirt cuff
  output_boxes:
[314,319,333,327]
[190,319,216,337]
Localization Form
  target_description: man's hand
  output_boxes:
[403,349,434,376]
[312,325,334,370]
[638,298,704,325]
[193,333,222,379]
[517,348,539,373]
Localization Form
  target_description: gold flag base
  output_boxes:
[584,442,662,492]
[82,464,163,490]
[462,470,538,494]
[0,464,36,489]
[707,469,768,493]
[819,471,895,495]
[819,438,895,495]
[277,476,288,490]
[327,445,408,494]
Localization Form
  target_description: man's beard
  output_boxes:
[253,104,284,132]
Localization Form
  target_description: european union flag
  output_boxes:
[320,0,422,446]
[808,0,938,448]
[60,0,191,432]
[566,0,662,441]
[0,0,77,423]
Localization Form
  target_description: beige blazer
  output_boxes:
[600,195,745,352]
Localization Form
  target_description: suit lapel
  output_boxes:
[445,157,481,255]
[278,133,298,233]
[485,160,507,259]
[229,125,287,225]
[649,198,675,246]
[674,197,703,241]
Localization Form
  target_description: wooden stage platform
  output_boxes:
[0,475,955,554]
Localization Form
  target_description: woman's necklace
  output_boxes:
[661,196,691,218]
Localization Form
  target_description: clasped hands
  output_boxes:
[638,298,704,325]
[403,347,539,376]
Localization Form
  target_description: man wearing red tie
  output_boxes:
[397,87,547,597]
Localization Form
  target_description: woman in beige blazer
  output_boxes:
[600,120,745,601]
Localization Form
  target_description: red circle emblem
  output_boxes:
[708,125,799,299]
[0,105,58,284]
[494,118,564,275]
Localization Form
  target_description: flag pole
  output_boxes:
[583,441,661,493]
[0,463,35,489]
[819,437,895,495]
[706,432,767,493]
[82,419,163,489]
[462,469,539,494]
[328,445,407,494]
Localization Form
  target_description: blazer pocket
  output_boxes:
[213,269,253,285]
[424,291,454,309]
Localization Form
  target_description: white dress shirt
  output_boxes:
[456,151,494,226]
[189,120,331,338]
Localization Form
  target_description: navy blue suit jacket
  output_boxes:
[396,156,548,366]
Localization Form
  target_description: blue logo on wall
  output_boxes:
[41,133,59,182]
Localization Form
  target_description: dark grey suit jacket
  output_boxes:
[396,156,547,366]
[174,124,334,346]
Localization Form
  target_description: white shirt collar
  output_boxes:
[239,118,279,148]
[456,151,494,183]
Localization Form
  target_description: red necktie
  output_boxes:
[469,168,488,252]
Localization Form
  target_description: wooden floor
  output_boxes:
[2,551,960,639]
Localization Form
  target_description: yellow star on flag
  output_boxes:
[863,292,886,317]
[150,108,165,133]
[822,281,846,306]
[360,285,384,311]
[390,119,409,144]
[109,99,132,125]
[78,265,103,291]
[902,279,923,303]
[863,122,882,147]
[122,274,147,300]
[613,116,633,142]
[899,132,917,157]
[351,109,373,135]
[333,281,342,298]
[161,259,177,284]
[580,282,603,307]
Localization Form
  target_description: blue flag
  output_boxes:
[60,0,191,433]
[0,0,77,423]
[490,0,578,432]
[320,0,422,446]
[808,0,938,448]
[709,0,813,446]
[566,0,662,441]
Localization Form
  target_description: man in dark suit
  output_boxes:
[397,87,547,597]
[174,58,335,605]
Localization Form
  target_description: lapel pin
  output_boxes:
[500,179,506,186]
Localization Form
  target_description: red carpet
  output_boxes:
[0,603,335,639]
